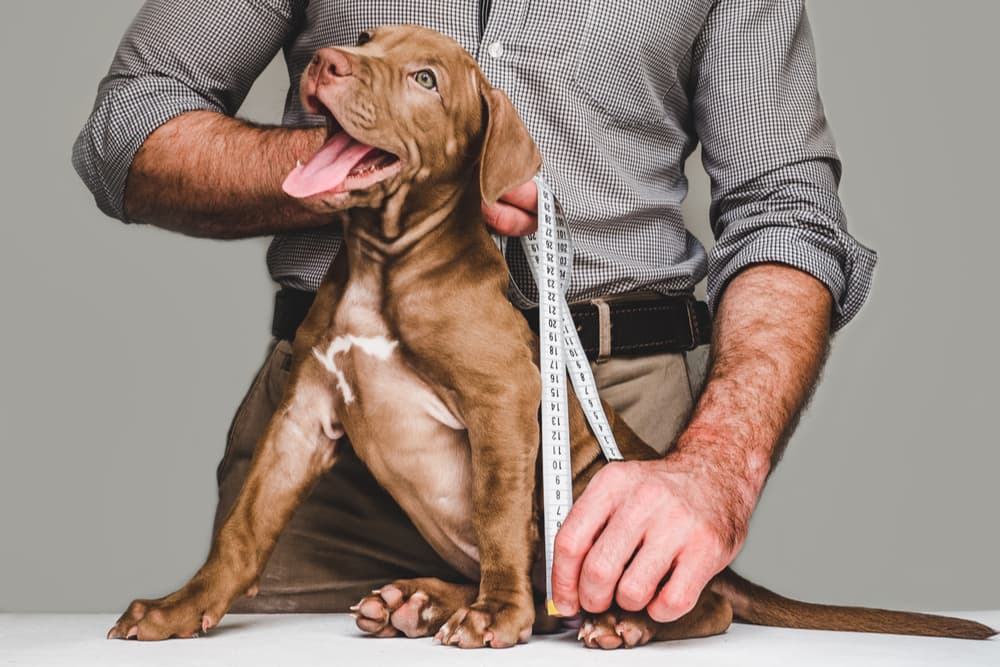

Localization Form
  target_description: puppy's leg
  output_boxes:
[109,274,346,641]
[354,578,478,638]
[108,358,341,640]
[578,588,733,649]
[437,365,541,649]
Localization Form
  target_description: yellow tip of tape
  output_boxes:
[546,599,561,617]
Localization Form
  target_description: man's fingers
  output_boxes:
[614,538,681,612]
[497,179,538,212]
[646,553,714,623]
[482,180,538,235]
[482,201,536,235]
[550,469,625,615]
[550,510,607,616]
[576,511,647,613]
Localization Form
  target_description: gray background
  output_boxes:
[1,1,997,613]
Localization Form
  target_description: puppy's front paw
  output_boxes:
[106,578,240,641]
[436,597,533,649]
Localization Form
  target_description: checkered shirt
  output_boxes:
[72,0,876,329]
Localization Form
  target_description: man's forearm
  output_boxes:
[124,111,329,238]
[672,263,833,546]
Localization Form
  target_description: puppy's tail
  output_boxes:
[710,568,996,640]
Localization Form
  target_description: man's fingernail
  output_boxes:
[551,600,572,616]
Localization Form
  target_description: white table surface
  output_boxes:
[1,612,997,666]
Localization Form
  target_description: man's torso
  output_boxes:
[267,0,715,300]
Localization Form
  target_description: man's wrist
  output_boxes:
[670,424,769,511]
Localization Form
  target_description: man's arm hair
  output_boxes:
[124,111,329,238]
[673,263,833,551]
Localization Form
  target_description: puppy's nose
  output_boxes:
[313,47,354,82]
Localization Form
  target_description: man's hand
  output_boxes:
[483,179,538,235]
[550,263,833,623]
[550,452,753,622]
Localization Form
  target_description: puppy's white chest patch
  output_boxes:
[313,334,398,404]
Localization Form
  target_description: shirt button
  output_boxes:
[487,41,505,59]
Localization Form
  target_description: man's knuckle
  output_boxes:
[553,534,582,560]
[663,585,699,615]
[616,582,646,607]
[636,483,666,508]
[689,527,727,560]
[581,562,615,586]
[597,462,625,483]
[709,538,729,562]
[551,568,573,588]
[688,523,714,546]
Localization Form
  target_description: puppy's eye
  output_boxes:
[357,31,372,46]
[414,69,437,90]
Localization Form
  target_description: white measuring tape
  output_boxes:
[518,175,624,615]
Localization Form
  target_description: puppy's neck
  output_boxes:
[343,179,488,268]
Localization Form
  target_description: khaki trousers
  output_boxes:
[218,339,696,612]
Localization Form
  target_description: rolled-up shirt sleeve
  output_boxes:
[693,0,876,330]
[71,0,298,222]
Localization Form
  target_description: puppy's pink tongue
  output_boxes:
[282,132,375,198]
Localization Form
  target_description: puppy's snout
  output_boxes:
[313,47,354,82]
[301,47,358,112]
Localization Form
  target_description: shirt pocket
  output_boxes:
[570,2,705,127]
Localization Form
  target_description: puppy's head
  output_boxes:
[284,25,540,214]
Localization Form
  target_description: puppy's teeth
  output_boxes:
[349,604,360,612]
[296,160,302,168]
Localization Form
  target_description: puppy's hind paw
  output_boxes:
[579,609,655,649]
[354,586,406,638]
[354,578,476,639]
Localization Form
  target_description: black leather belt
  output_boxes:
[272,288,711,360]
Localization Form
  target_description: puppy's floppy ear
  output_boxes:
[478,86,542,207]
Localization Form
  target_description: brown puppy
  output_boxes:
[108,25,995,647]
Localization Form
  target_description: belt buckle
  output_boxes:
[678,294,701,351]
[587,297,613,363]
